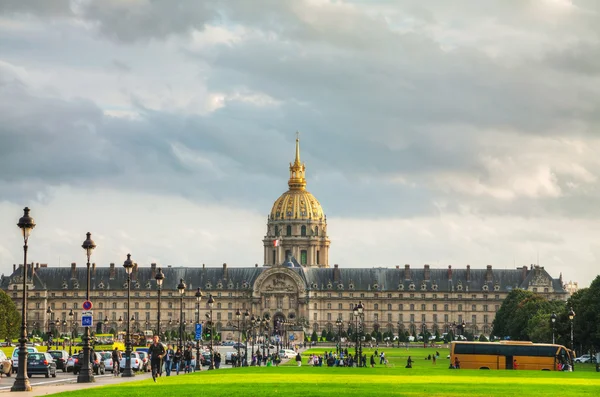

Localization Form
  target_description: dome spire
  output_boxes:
[288,132,306,190]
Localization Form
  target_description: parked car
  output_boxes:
[99,352,114,373]
[574,354,597,363]
[11,347,38,373]
[0,350,12,376]
[278,349,297,359]
[232,342,246,350]
[119,352,143,372]
[66,356,77,372]
[136,351,150,372]
[72,352,106,375]
[26,352,57,378]
[221,341,235,346]
[201,352,212,367]
[47,350,69,372]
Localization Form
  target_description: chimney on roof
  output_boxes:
[486,265,493,282]
[109,263,115,279]
[202,263,205,269]
[424,264,430,281]
[255,263,258,268]
[395,265,399,269]
[521,265,528,281]
[404,264,411,280]
[35,263,39,270]
[151,263,157,278]
[40,264,47,268]
[466,265,471,282]
[223,263,228,279]
[333,264,341,283]
[92,262,96,277]
[132,262,138,280]
[447,265,452,280]
[71,262,76,279]
[13,264,16,272]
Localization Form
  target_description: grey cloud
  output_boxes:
[0,0,73,16]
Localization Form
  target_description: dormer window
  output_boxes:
[337,283,344,290]
[217,282,223,289]
[373,283,379,290]
[312,283,318,289]
[494,284,500,292]
[205,282,212,289]
[348,283,355,290]
[420,283,427,291]
[457,284,463,291]
[432,284,438,291]
[327,282,333,290]
[409,283,415,291]
[482,285,489,291]
[398,284,404,291]
[242,281,249,289]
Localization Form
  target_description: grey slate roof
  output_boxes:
[1,262,566,295]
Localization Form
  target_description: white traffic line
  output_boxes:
[0,374,111,390]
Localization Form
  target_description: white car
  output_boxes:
[574,354,596,363]
[11,347,38,373]
[119,352,142,371]
[278,349,297,359]
[99,352,114,372]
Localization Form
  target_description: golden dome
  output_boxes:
[270,189,325,221]
[270,135,325,221]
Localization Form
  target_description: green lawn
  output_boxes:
[46,347,600,397]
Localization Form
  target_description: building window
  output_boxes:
[217,313,221,320]
[495,295,500,300]
[228,312,232,320]
[421,314,425,323]
[458,304,463,311]
[135,303,139,309]
[313,313,317,320]
[433,314,438,323]
[432,304,437,311]
[495,305,500,311]
[327,303,332,309]
[228,303,232,309]
[421,304,426,311]
[99,303,103,309]
[483,305,488,311]
[338,303,342,310]
[301,250,307,265]
[472,315,477,324]
[444,314,448,323]
[484,315,489,324]
[286,225,292,236]
[472,305,476,311]
[421,294,426,299]
[444,304,448,311]
[410,304,414,311]
[217,303,222,309]
[398,304,403,310]
[314,303,317,310]
[387,304,392,310]
[274,226,279,235]
[146,303,150,309]
[272,250,276,264]
[62,303,66,309]
[301,226,306,236]
[399,313,403,322]
[387,313,392,322]
[327,313,331,321]
[316,250,320,264]
[374,304,379,310]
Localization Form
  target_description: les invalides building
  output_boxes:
[1,138,568,341]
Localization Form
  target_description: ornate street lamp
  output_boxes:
[12,207,35,392]
[122,254,135,378]
[77,232,96,384]
[551,313,557,344]
[194,287,203,370]
[568,307,575,351]
[251,314,257,363]
[46,307,53,345]
[263,313,271,360]
[177,279,186,351]
[207,294,215,370]
[397,321,402,348]
[68,309,74,356]
[104,317,109,334]
[155,267,164,337]
[336,318,343,354]
[357,301,364,367]
[235,308,242,367]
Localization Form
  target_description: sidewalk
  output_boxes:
[0,373,152,397]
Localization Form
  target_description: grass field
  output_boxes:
[46,347,600,397]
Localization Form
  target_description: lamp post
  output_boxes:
[46,307,53,346]
[568,307,575,351]
[353,305,359,365]
[122,254,135,378]
[251,315,257,362]
[77,232,96,384]
[397,321,401,348]
[104,317,109,334]
[357,301,364,367]
[235,309,241,367]
[551,313,557,344]
[243,309,250,365]
[12,207,35,392]
[68,309,74,355]
[177,279,186,351]
[194,287,203,370]
[336,318,343,355]
[263,314,270,359]
[155,268,164,337]
[207,294,215,369]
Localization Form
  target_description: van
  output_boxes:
[278,349,297,359]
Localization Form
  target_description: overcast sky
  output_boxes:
[1,0,599,287]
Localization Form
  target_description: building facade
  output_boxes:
[0,138,569,340]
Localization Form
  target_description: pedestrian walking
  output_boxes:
[148,335,166,382]
[296,352,302,367]
[164,344,174,376]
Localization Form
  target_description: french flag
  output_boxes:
[273,239,280,247]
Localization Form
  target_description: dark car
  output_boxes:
[73,352,106,375]
[27,352,57,378]
[201,352,212,367]
[232,342,246,349]
[48,350,69,372]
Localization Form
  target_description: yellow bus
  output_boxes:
[450,341,574,371]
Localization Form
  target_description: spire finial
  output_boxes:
[288,132,306,190]
[294,131,301,165]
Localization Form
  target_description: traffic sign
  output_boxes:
[81,315,93,327]
[289,334,295,341]
[195,323,202,341]
[82,300,93,311]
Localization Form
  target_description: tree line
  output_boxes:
[492,274,600,355]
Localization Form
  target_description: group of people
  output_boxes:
[304,350,367,367]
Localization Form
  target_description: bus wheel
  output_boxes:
[479,367,490,370]
[541,369,550,371]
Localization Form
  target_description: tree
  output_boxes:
[0,289,20,340]
[568,275,600,354]
[311,331,318,342]
[321,329,327,340]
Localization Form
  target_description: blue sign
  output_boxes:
[195,323,202,341]
[81,315,93,327]
[289,334,295,341]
